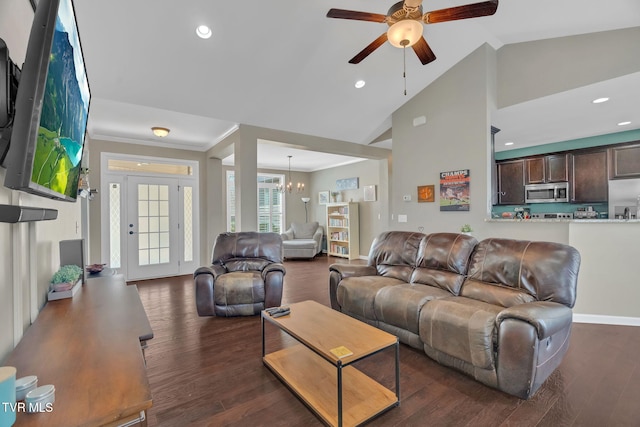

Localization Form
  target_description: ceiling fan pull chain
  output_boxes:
[403,45,407,96]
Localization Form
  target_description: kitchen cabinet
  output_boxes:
[571,150,608,203]
[525,157,545,184]
[525,154,568,184]
[609,143,640,179]
[497,160,525,204]
[547,154,569,182]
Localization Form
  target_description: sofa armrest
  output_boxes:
[262,262,286,280]
[329,263,377,279]
[263,262,286,308]
[329,264,378,310]
[312,226,323,246]
[194,264,227,316]
[194,264,226,279]
[281,229,294,241]
[497,301,572,339]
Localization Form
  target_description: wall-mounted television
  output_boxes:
[3,0,90,202]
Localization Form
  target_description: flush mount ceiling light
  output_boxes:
[151,127,170,137]
[355,80,366,89]
[196,25,212,39]
[592,97,609,104]
[505,142,514,146]
[618,121,631,126]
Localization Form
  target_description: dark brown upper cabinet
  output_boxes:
[609,143,640,179]
[525,154,568,184]
[571,150,608,203]
[497,160,525,205]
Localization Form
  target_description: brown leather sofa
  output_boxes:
[329,231,581,399]
[194,232,285,316]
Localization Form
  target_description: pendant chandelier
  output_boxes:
[277,155,304,193]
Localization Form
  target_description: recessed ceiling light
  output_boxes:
[505,142,514,146]
[618,121,631,126]
[196,25,212,39]
[355,80,366,89]
[151,127,170,137]
[592,97,609,104]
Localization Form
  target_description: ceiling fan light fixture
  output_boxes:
[387,20,423,48]
[151,127,170,137]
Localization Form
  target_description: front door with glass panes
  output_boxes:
[126,176,180,280]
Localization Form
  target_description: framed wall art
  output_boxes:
[440,169,470,211]
[336,177,359,190]
[417,185,434,203]
[363,185,377,202]
[318,190,330,205]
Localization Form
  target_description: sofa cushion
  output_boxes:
[367,231,424,282]
[467,238,580,308]
[282,239,316,250]
[411,233,477,295]
[419,297,503,369]
[337,275,405,320]
[461,279,535,307]
[214,271,265,307]
[374,283,451,334]
[291,221,319,239]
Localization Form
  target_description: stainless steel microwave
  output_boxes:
[524,182,569,203]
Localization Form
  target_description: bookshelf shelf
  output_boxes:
[326,202,359,260]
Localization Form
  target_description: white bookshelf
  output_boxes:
[326,202,359,260]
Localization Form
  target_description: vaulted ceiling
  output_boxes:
[74,0,640,169]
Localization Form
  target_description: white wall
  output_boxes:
[1,0,85,362]
[391,36,640,321]
[311,159,388,256]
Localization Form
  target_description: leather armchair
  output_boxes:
[194,232,285,316]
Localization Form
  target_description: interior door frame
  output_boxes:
[100,153,200,281]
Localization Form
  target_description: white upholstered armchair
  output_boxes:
[281,221,323,259]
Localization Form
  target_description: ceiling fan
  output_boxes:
[327,0,498,65]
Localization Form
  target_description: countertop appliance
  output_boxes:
[530,212,573,219]
[525,182,569,204]
[608,178,640,219]
[574,207,599,219]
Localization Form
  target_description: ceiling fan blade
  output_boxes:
[412,37,436,65]
[327,9,387,23]
[349,33,388,64]
[423,0,498,24]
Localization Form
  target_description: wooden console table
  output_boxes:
[5,274,153,426]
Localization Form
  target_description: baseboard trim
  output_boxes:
[573,313,640,327]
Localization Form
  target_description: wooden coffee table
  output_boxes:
[261,300,399,427]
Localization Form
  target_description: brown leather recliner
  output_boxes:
[194,232,285,317]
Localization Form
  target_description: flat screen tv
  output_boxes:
[3,0,90,202]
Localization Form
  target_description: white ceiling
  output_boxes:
[73,0,640,168]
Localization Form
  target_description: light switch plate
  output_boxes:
[398,214,408,223]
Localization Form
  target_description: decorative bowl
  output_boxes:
[86,264,106,274]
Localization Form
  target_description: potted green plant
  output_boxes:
[460,224,473,235]
[50,265,82,293]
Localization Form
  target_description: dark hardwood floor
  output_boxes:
[132,255,640,427]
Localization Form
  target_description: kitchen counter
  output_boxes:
[486,218,640,223]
